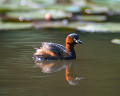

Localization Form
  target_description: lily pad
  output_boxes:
[89,0,120,13]
[0,22,33,30]
[69,22,120,33]
[45,4,81,13]
[33,21,120,33]
[65,6,81,12]
[71,0,110,14]
[0,0,56,12]
[0,0,39,12]
[33,21,64,28]
[91,0,120,5]
[111,39,120,45]
[32,0,56,5]
[72,0,120,14]
[76,15,106,21]
[89,5,109,14]
[5,9,67,22]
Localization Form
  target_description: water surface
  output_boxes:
[0,29,120,96]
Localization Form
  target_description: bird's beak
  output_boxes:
[74,38,83,44]
[77,39,83,44]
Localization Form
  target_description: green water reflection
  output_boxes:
[34,60,83,85]
[0,30,120,96]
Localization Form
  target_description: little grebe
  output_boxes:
[33,33,83,60]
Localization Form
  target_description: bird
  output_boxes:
[33,33,83,60]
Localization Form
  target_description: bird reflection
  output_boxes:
[34,60,83,85]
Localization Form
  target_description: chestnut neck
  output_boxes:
[65,36,76,59]
[65,43,74,52]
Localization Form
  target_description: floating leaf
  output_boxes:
[111,39,120,45]
[76,15,106,21]
[33,21,120,33]
[0,0,56,12]
[91,0,120,5]
[0,0,38,12]
[5,10,67,22]
[0,22,33,30]
[45,4,81,13]
[69,22,120,33]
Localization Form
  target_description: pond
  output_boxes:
[0,29,120,96]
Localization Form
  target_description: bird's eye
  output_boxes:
[74,38,78,43]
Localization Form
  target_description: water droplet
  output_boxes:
[21,0,27,6]
[19,16,24,21]
[85,9,91,14]
[63,19,68,26]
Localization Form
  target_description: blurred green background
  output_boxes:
[0,0,120,34]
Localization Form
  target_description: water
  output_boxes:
[0,29,120,96]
